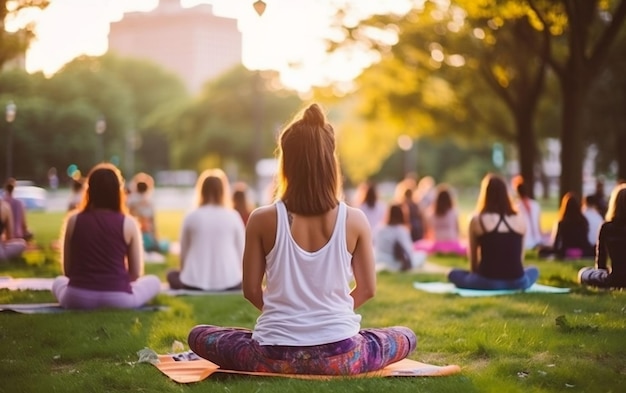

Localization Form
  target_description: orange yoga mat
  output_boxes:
[154,354,461,383]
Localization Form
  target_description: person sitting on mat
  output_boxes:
[414,183,467,257]
[51,163,161,309]
[128,172,169,258]
[538,192,594,260]
[188,103,417,375]
[166,168,245,291]
[448,173,539,290]
[374,204,425,272]
[0,198,26,261]
[579,183,626,288]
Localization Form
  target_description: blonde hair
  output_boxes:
[194,168,232,208]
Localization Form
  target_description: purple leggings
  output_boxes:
[51,275,161,309]
[0,239,27,260]
[188,325,417,375]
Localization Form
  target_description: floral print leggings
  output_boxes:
[188,325,417,375]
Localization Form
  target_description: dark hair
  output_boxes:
[558,192,588,230]
[80,163,127,213]
[387,204,406,225]
[476,173,517,215]
[584,194,598,208]
[364,182,378,208]
[4,177,16,193]
[136,182,149,194]
[606,184,626,224]
[434,185,454,216]
[275,103,341,215]
[71,178,84,192]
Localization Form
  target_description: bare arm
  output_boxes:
[62,214,77,275]
[347,207,376,309]
[595,224,608,270]
[178,215,191,271]
[468,215,480,272]
[242,208,269,311]
[1,202,14,239]
[19,202,28,235]
[124,216,144,281]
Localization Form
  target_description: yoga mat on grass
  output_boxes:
[0,277,54,291]
[160,288,242,296]
[413,282,571,297]
[154,353,461,383]
[0,278,242,296]
[0,303,168,314]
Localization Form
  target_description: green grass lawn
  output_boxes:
[1,209,624,393]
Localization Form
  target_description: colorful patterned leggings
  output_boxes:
[188,325,417,375]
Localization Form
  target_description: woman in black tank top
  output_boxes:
[448,174,539,290]
[579,184,626,288]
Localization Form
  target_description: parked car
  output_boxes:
[9,180,48,211]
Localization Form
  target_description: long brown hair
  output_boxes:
[78,163,127,214]
[274,103,341,215]
[606,183,626,224]
[558,192,587,229]
[434,184,454,217]
[476,173,517,215]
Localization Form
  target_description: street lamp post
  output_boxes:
[95,116,106,162]
[5,102,17,179]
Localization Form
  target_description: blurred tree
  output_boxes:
[526,0,626,197]
[584,27,626,180]
[0,0,49,70]
[99,53,189,174]
[327,1,558,196]
[155,65,302,180]
[45,56,133,171]
[0,54,191,181]
[327,0,625,197]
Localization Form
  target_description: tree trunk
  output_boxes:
[559,82,586,199]
[515,112,537,198]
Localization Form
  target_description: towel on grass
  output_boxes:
[152,352,461,383]
[413,282,571,297]
[0,303,168,314]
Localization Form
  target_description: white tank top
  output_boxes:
[252,201,361,346]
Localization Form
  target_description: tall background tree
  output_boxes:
[528,0,626,197]
[324,0,626,197]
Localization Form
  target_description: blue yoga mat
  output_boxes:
[413,282,571,297]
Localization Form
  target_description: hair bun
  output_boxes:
[302,103,325,127]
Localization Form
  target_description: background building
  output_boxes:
[108,0,242,93]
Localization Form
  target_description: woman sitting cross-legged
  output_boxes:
[414,183,467,257]
[578,183,626,288]
[448,173,539,290]
[51,163,161,309]
[374,204,426,272]
[166,168,245,291]
[187,103,416,375]
[538,192,594,260]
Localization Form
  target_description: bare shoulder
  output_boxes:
[345,204,369,230]
[247,204,277,229]
[124,214,139,226]
[123,214,140,232]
